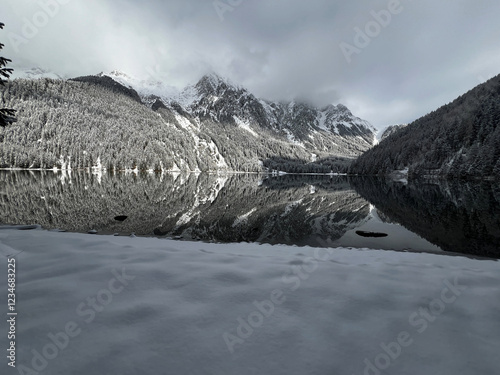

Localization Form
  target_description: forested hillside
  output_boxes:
[351,75,500,179]
[0,75,376,173]
[0,78,209,171]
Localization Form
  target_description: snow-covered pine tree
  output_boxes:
[0,22,16,127]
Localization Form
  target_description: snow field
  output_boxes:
[0,228,499,375]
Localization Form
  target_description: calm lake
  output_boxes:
[1,171,499,258]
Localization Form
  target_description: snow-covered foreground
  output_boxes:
[1,228,499,375]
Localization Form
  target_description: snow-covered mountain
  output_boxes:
[1,70,377,173]
[7,66,377,150]
[103,71,376,152]
[102,70,179,100]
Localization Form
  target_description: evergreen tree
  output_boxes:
[0,22,16,127]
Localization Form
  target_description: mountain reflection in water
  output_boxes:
[0,171,498,258]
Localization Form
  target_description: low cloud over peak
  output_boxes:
[2,0,500,129]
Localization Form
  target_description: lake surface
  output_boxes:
[1,171,499,258]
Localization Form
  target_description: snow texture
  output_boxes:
[0,228,499,375]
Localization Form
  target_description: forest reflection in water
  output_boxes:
[0,171,499,258]
[352,177,500,258]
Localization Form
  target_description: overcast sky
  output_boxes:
[2,0,500,129]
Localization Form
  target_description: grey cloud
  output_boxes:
[1,0,500,129]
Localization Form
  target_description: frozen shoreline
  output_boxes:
[1,228,499,374]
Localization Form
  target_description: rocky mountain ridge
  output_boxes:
[105,70,377,151]
[1,68,376,173]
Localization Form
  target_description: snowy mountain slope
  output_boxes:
[102,70,179,101]
[1,70,376,172]
[319,103,376,135]
[179,73,376,147]
[104,71,377,156]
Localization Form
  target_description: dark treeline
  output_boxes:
[263,155,354,174]
[351,75,500,179]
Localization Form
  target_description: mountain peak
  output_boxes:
[109,70,133,80]
[320,103,351,115]
[335,103,351,114]
[320,104,336,112]
[195,72,241,94]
